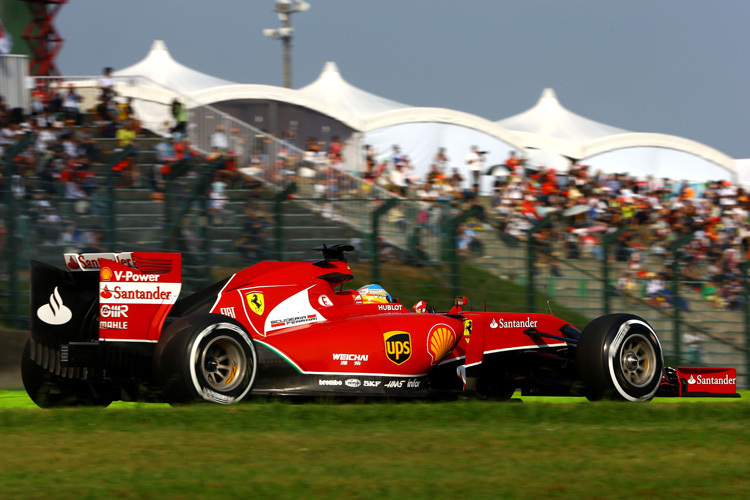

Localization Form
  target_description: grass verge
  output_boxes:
[1,391,747,499]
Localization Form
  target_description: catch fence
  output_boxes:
[1,145,748,388]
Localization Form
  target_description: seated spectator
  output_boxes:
[61,84,82,125]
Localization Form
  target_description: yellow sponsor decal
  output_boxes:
[463,319,473,344]
[246,291,265,315]
[384,331,411,365]
[428,325,456,364]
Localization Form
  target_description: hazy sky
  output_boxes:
[55,0,750,158]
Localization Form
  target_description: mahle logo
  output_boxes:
[384,331,411,365]
[246,291,264,315]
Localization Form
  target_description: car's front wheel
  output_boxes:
[576,314,663,402]
[153,314,257,404]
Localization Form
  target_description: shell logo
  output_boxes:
[427,324,456,364]
[101,267,112,281]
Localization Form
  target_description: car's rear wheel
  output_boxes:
[576,314,663,402]
[153,314,257,404]
[22,340,112,408]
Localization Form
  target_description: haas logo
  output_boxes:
[37,287,73,325]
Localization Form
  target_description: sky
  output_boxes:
[54,0,750,158]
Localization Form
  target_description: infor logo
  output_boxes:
[384,331,411,365]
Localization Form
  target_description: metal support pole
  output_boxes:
[103,145,135,251]
[602,227,627,315]
[668,232,694,365]
[2,134,36,328]
[742,262,750,383]
[526,216,552,313]
[162,159,191,241]
[274,182,297,260]
[371,199,398,284]
[446,205,481,300]
[199,194,212,286]
[282,35,292,89]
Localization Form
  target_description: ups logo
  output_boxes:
[384,331,411,365]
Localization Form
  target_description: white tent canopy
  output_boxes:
[113,40,235,94]
[91,40,240,133]
[735,159,750,187]
[298,61,409,118]
[584,147,733,183]
[498,88,629,145]
[498,88,736,182]
[87,42,740,185]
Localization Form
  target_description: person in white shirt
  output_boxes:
[98,67,115,99]
[465,145,485,188]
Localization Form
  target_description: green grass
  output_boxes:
[349,261,591,327]
[1,391,748,499]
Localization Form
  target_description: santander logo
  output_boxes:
[688,374,735,385]
[67,255,80,270]
[36,287,73,325]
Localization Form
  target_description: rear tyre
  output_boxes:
[153,314,257,404]
[21,340,112,408]
[576,314,663,402]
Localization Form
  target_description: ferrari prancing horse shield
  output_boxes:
[246,291,264,315]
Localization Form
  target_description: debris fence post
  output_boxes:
[601,227,626,316]
[3,134,36,328]
[446,205,481,300]
[370,198,398,284]
[525,216,552,314]
[273,183,297,261]
[103,145,136,251]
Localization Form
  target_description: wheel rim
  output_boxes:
[200,335,246,392]
[618,333,657,388]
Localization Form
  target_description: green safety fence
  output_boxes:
[1,153,748,387]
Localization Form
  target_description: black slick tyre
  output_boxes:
[153,314,257,404]
[576,313,663,402]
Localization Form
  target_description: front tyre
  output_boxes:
[576,314,663,402]
[153,314,257,404]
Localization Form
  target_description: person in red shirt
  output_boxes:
[505,151,522,175]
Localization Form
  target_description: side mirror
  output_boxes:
[449,297,468,314]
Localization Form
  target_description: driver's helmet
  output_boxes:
[357,284,392,304]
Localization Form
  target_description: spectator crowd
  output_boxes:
[2,74,749,315]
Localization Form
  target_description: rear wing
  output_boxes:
[32,252,182,345]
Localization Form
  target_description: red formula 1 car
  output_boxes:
[23,244,738,406]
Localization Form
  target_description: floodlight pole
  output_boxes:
[280,9,292,89]
[264,1,310,89]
